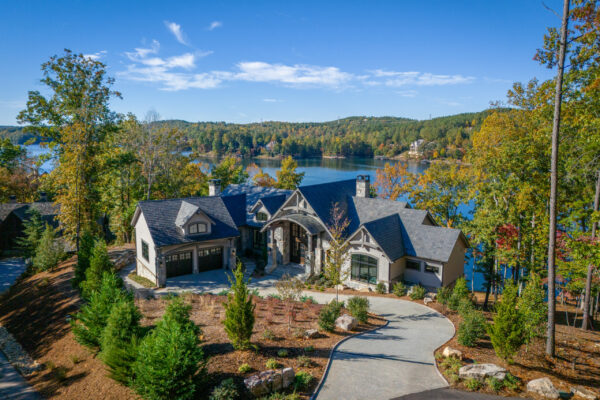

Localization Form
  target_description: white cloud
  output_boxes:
[208,21,222,30]
[165,21,188,44]
[84,50,107,60]
[263,98,281,103]
[396,90,418,98]
[371,69,474,86]
[230,62,352,87]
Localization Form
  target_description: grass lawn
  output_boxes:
[127,272,155,288]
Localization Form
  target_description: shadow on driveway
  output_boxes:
[392,388,519,400]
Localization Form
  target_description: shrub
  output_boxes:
[486,377,503,392]
[265,358,280,369]
[375,281,387,294]
[222,262,255,350]
[487,282,524,362]
[32,224,65,272]
[457,309,487,347]
[457,297,475,316]
[437,287,451,305]
[318,302,341,332]
[293,371,313,390]
[238,363,252,373]
[409,285,426,300]
[72,231,94,291]
[277,349,288,357]
[347,296,369,323]
[209,378,238,400]
[465,378,482,391]
[300,295,315,303]
[503,372,520,390]
[392,281,407,297]
[297,355,311,367]
[262,329,276,340]
[303,345,314,353]
[448,277,470,311]
[100,296,142,385]
[517,273,546,348]
[71,272,126,350]
[440,357,462,374]
[81,239,114,299]
[133,297,206,400]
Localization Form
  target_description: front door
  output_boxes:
[289,222,306,264]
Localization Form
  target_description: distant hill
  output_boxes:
[1,109,506,159]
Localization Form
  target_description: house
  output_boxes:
[261,175,468,291]
[0,195,59,251]
[409,139,425,156]
[132,176,467,291]
[131,180,291,286]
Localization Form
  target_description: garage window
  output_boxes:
[189,223,207,234]
[141,240,149,261]
[351,254,378,284]
[425,264,440,274]
[406,260,421,271]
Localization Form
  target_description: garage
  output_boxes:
[198,246,223,272]
[165,251,193,278]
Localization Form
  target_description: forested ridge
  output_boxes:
[1,109,500,159]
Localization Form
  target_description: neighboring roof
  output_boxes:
[137,196,240,247]
[0,203,22,223]
[222,184,291,227]
[262,213,325,235]
[0,202,59,225]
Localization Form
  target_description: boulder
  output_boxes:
[303,329,319,339]
[359,287,371,293]
[527,377,560,399]
[459,363,506,381]
[571,386,598,400]
[424,297,433,305]
[442,346,463,360]
[335,314,358,331]
[244,373,269,397]
[282,367,295,388]
[426,292,437,300]
[244,368,296,396]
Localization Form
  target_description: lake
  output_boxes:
[26,145,488,291]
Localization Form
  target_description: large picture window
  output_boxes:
[141,240,149,261]
[351,254,378,284]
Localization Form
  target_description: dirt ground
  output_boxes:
[0,256,385,400]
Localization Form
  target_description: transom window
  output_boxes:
[141,240,149,261]
[406,260,421,271]
[351,254,378,284]
[425,264,440,274]
[256,212,268,222]
[188,223,207,234]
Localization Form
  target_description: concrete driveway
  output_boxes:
[130,267,455,400]
[0,258,26,295]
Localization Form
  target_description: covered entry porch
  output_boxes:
[262,214,325,276]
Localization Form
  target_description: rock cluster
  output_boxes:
[571,386,598,400]
[244,368,295,396]
[335,314,358,331]
[111,250,136,271]
[0,325,43,376]
[303,329,319,339]
[526,377,560,399]
[458,363,506,381]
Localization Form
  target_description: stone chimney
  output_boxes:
[208,179,221,196]
[9,195,16,203]
[356,175,370,198]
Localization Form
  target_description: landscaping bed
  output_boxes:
[136,293,386,399]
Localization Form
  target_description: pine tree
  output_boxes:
[222,261,255,350]
[32,223,64,272]
[72,230,95,291]
[71,272,126,350]
[100,297,142,385]
[133,296,205,400]
[16,208,44,259]
[487,282,524,362]
[517,273,546,349]
[81,239,113,299]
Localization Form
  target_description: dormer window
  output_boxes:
[256,212,268,222]
[189,223,207,234]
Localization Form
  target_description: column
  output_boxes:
[192,247,199,274]
[306,234,313,276]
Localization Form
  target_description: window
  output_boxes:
[141,240,149,261]
[256,212,268,222]
[425,264,440,274]
[406,260,421,271]
[188,223,207,234]
[351,254,378,284]
[253,229,266,249]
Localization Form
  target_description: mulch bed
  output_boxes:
[0,254,385,400]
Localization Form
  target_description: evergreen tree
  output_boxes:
[517,273,546,349]
[16,208,44,259]
[81,239,113,299]
[487,282,524,362]
[71,271,126,350]
[222,262,255,350]
[448,277,470,311]
[72,230,95,291]
[100,297,142,385]
[32,223,64,272]
[134,296,206,400]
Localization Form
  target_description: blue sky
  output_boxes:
[0,0,563,125]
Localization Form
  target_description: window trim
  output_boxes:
[424,263,441,275]
[406,259,421,271]
[188,222,207,235]
[256,211,269,222]
[141,239,149,262]
[350,253,379,284]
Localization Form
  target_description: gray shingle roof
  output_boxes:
[0,202,59,226]
[259,194,288,215]
[298,179,357,225]
[222,194,247,227]
[362,214,405,261]
[138,196,240,247]
[222,184,291,227]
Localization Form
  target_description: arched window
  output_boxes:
[351,254,378,284]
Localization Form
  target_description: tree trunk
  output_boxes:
[546,0,570,357]
[582,170,600,330]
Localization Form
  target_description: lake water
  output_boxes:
[26,145,488,291]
